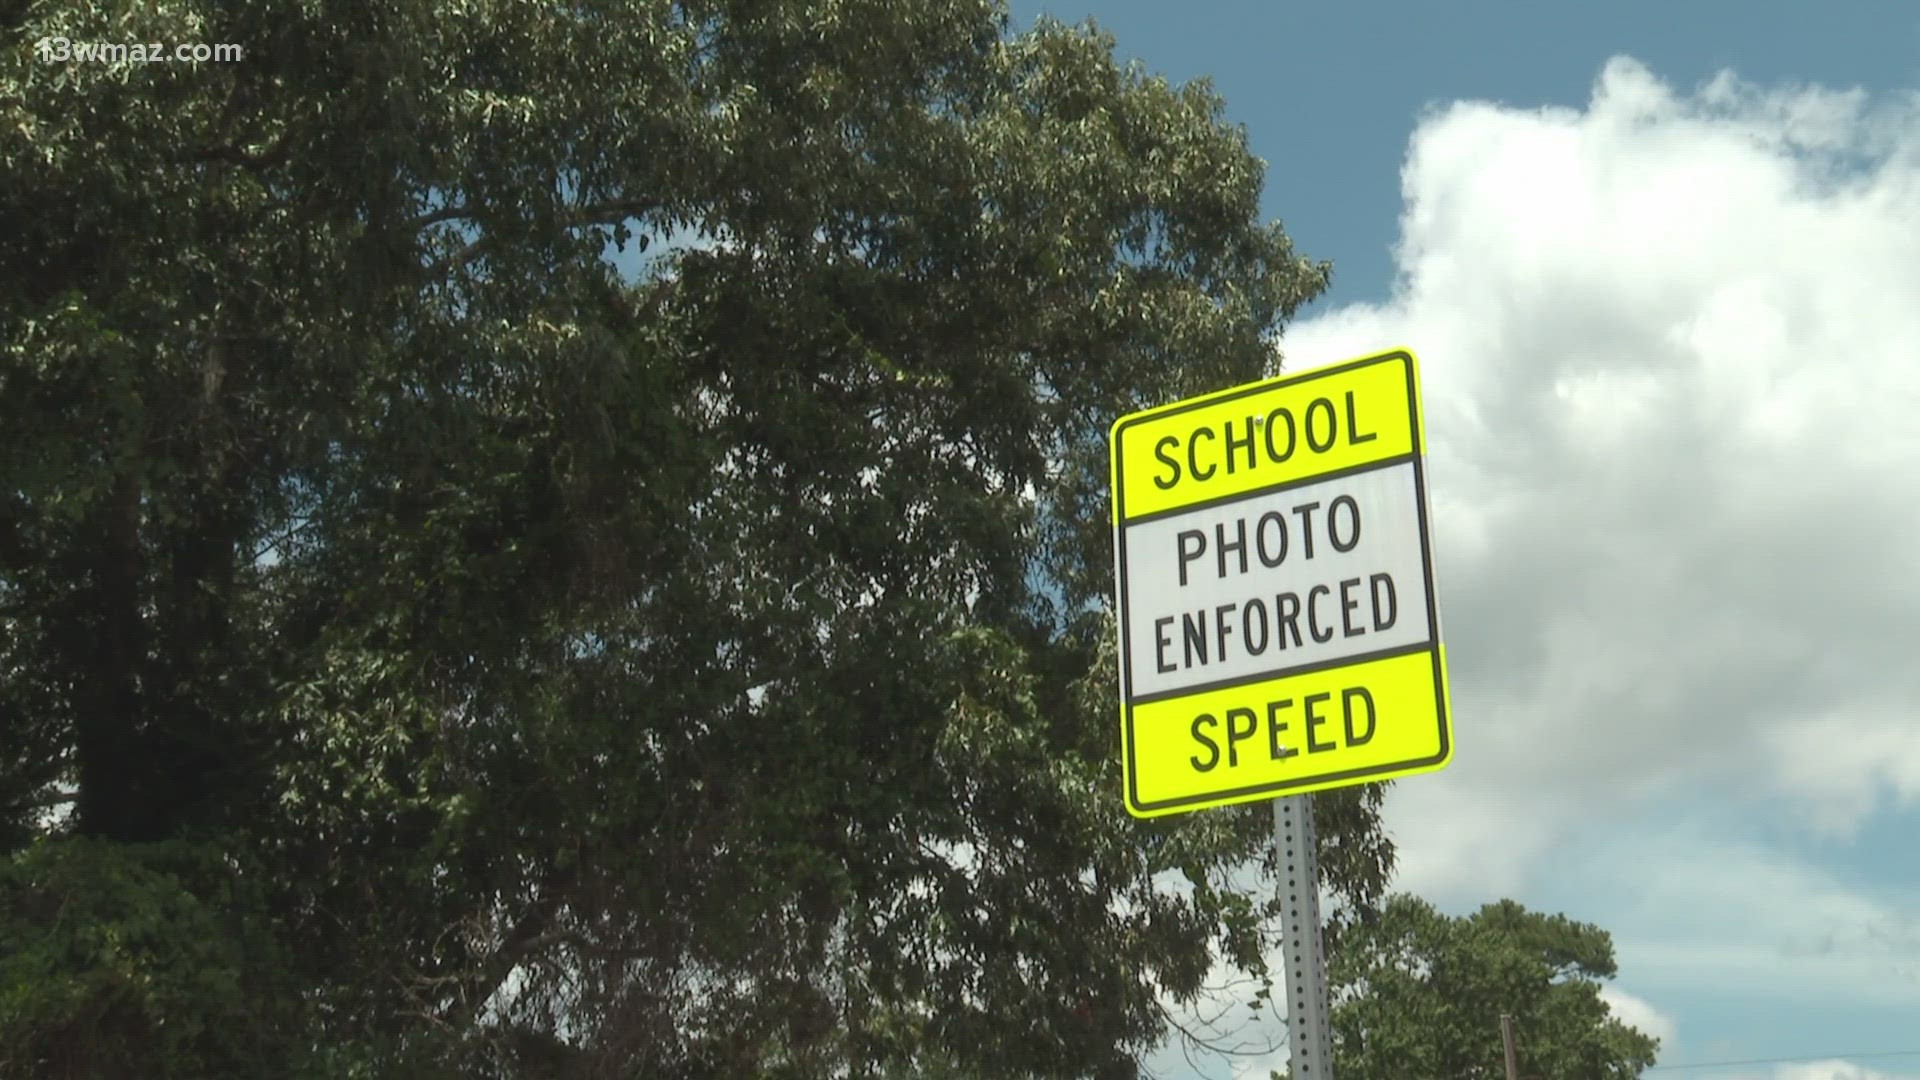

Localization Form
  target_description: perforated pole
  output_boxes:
[1275,794,1335,1080]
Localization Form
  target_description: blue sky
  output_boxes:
[999,3,1920,1079]
[1009,0,1920,311]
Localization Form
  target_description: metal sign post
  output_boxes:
[1275,794,1334,1080]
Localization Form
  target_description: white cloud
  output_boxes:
[1598,984,1677,1048]
[1162,55,1920,1080]
[1279,56,1920,902]
[1772,1062,1918,1080]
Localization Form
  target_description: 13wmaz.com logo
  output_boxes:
[35,37,244,63]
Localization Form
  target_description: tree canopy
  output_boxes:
[1,2,1373,1077]
[1292,895,1661,1080]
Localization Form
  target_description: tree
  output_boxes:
[1276,895,1660,1080]
[2,1,1376,1077]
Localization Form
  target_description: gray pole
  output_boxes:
[1500,1014,1520,1080]
[1275,794,1334,1080]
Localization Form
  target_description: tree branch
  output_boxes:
[443,876,576,1032]
[407,204,478,231]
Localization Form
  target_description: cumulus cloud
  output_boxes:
[1598,984,1677,1048]
[1279,56,1920,901]
[1155,55,1920,1080]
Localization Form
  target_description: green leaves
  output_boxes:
[1319,896,1661,1080]
[0,839,301,1078]
[2,1,1343,1076]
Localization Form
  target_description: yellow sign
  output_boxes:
[1109,349,1452,818]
